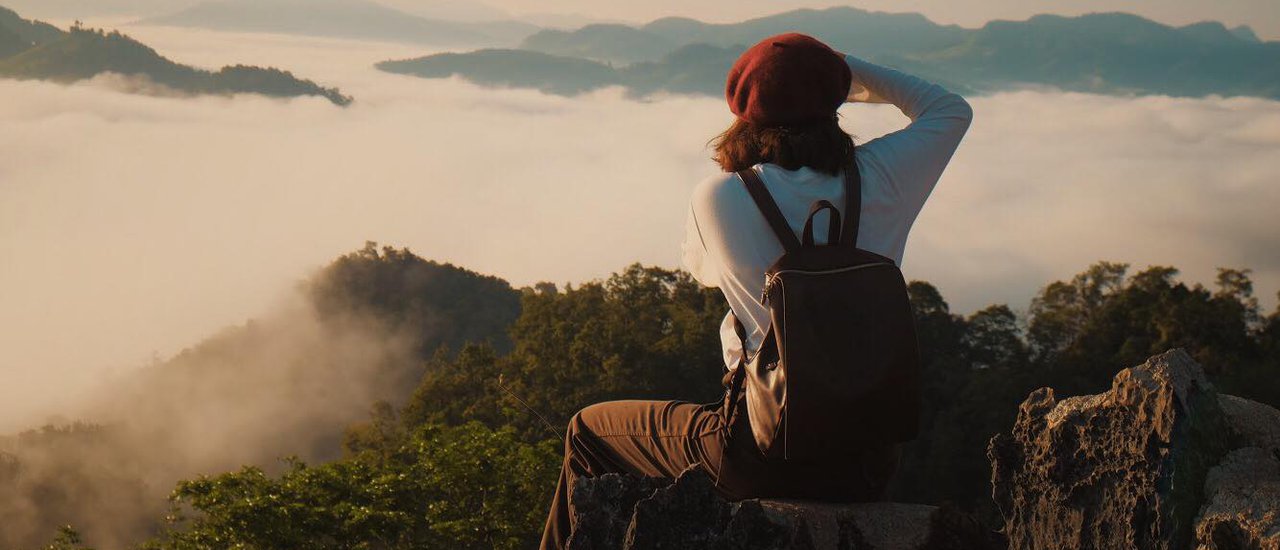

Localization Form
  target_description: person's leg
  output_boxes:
[539,400,727,550]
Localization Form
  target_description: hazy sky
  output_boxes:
[2,24,1279,429]
[5,0,1279,39]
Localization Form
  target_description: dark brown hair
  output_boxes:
[710,116,854,175]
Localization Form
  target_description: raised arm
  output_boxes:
[841,54,973,210]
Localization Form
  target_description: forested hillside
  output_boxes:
[0,244,520,549]
[3,245,1277,549]
[378,43,744,98]
[377,48,622,96]
[0,5,351,105]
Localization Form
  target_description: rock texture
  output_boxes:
[567,466,1003,550]
[568,473,674,550]
[989,349,1234,549]
[989,348,1280,550]
[1194,447,1280,549]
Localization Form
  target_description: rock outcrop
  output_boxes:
[989,349,1280,550]
[567,466,1003,550]
[567,349,1280,549]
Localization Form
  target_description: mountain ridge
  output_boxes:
[384,6,1279,101]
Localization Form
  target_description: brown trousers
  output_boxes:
[539,398,900,550]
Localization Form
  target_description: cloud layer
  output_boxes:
[2,25,1278,430]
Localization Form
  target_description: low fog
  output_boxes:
[0,297,424,548]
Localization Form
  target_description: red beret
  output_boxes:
[725,33,851,127]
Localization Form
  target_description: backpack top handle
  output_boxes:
[736,155,862,252]
[801,200,842,248]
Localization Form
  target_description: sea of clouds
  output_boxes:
[2,24,1278,431]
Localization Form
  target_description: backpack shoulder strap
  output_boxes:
[840,154,862,247]
[737,168,801,253]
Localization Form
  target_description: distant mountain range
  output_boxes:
[0,5,352,105]
[137,0,539,47]
[524,9,970,65]
[378,48,622,95]
[378,42,748,98]
[380,7,1280,100]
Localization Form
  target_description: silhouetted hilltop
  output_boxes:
[1228,24,1262,43]
[0,5,60,55]
[620,43,755,96]
[0,22,23,57]
[383,7,1279,100]
[519,7,965,65]
[138,0,538,47]
[909,13,1280,98]
[378,48,620,95]
[0,6,352,105]
[379,43,773,98]
[521,23,676,65]
[617,7,965,62]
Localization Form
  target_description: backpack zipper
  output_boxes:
[761,262,895,303]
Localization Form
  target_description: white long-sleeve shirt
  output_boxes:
[682,54,973,370]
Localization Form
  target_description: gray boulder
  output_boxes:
[1194,447,1280,549]
[1217,394,1280,452]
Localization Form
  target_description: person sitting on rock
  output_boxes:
[540,32,972,550]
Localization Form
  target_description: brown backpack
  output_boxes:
[726,160,922,461]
